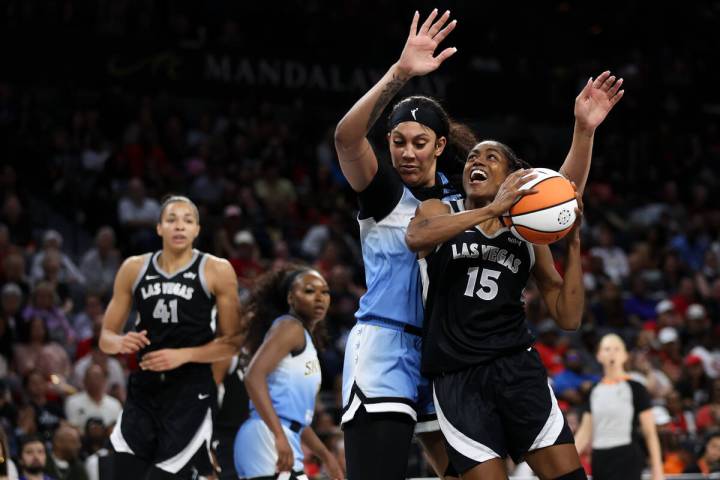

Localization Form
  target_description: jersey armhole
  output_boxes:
[357,160,405,222]
[131,254,153,294]
[198,254,212,299]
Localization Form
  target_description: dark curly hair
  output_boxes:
[243,265,327,355]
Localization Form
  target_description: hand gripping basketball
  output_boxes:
[489,168,539,216]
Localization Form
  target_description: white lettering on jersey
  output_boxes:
[141,282,195,300]
[452,242,522,274]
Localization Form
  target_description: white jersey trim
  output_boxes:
[131,254,153,294]
[529,381,564,451]
[109,411,135,455]
[155,407,213,473]
[198,253,211,299]
[433,384,500,463]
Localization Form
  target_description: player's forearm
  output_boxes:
[99,329,124,355]
[301,426,335,462]
[555,241,584,330]
[559,123,595,195]
[182,337,240,364]
[406,206,499,252]
[245,372,286,439]
[334,64,409,154]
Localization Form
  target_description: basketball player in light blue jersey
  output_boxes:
[334,8,626,479]
[234,267,344,480]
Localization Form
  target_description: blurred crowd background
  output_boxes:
[1,0,720,478]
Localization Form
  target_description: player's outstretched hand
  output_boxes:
[574,70,624,132]
[396,9,458,78]
[274,432,294,473]
[488,169,538,216]
[119,330,150,354]
[139,348,188,372]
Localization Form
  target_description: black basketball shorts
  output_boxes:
[110,367,216,475]
[432,347,574,474]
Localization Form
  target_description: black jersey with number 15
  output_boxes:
[420,200,536,376]
[132,250,215,362]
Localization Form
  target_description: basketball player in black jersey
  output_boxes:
[406,144,590,480]
[100,195,241,479]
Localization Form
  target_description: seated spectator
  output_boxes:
[0,283,20,366]
[684,431,720,474]
[17,434,54,480]
[590,223,629,284]
[21,371,65,442]
[70,295,103,345]
[664,390,697,436]
[79,227,120,301]
[696,379,720,433]
[36,251,73,314]
[657,326,684,383]
[623,275,658,323]
[80,418,107,458]
[71,343,125,403]
[64,365,121,430]
[12,316,71,382]
[627,349,673,400]
[44,425,87,480]
[676,353,712,408]
[0,423,19,479]
[21,283,75,348]
[116,178,161,253]
[2,253,30,306]
[552,349,600,406]
[229,230,264,289]
[534,319,566,376]
[1,195,32,248]
[29,231,85,287]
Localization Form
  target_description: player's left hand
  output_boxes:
[139,348,189,371]
[574,70,624,132]
[323,453,345,480]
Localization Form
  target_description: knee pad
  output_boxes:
[554,467,587,480]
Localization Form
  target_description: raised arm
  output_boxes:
[559,71,624,194]
[334,9,457,191]
[406,169,537,255]
[139,256,241,371]
[99,256,151,355]
[245,318,306,474]
[531,189,584,330]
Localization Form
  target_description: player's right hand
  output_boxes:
[488,169,538,216]
[119,330,151,354]
[396,9,458,78]
[274,432,294,473]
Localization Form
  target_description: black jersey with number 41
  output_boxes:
[420,200,536,376]
[132,250,215,361]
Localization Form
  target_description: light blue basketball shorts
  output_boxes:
[234,417,305,479]
[341,319,438,433]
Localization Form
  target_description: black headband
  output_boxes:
[389,103,448,139]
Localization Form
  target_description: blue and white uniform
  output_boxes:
[341,160,460,431]
[234,317,321,479]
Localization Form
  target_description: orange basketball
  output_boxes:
[501,168,577,245]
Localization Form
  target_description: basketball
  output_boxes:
[501,168,578,245]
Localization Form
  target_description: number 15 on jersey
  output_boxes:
[464,267,501,301]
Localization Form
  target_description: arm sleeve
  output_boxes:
[357,159,405,222]
[629,380,652,412]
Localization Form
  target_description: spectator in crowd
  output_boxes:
[70,342,125,403]
[116,177,160,253]
[12,316,71,382]
[64,365,121,430]
[684,431,720,475]
[21,283,74,348]
[675,354,712,408]
[0,283,21,366]
[17,434,54,480]
[69,295,103,345]
[590,224,629,284]
[0,196,32,248]
[78,227,119,300]
[22,371,64,442]
[552,348,600,406]
[2,254,30,306]
[229,230,264,289]
[535,319,567,376]
[29,231,85,287]
[43,425,87,480]
[695,379,720,433]
[80,418,107,458]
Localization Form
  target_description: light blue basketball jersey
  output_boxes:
[249,317,322,427]
[355,173,460,329]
